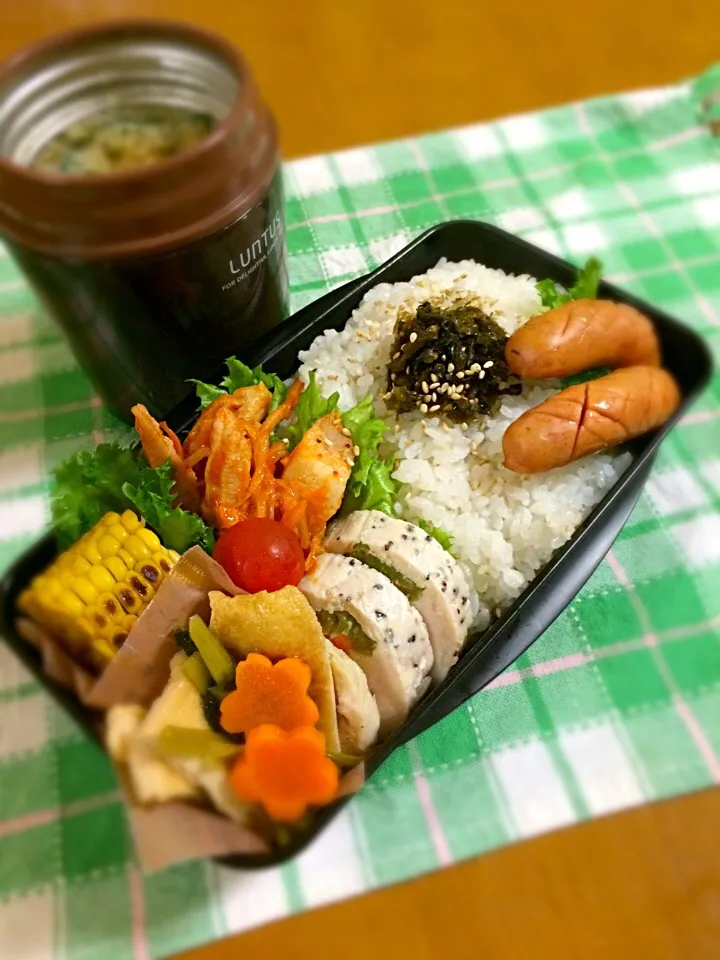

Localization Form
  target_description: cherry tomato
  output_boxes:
[213,518,305,593]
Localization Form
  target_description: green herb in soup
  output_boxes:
[386,299,521,422]
[32,104,215,175]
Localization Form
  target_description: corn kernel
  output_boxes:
[136,528,163,552]
[95,591,125,623]
[120,510,143,534]
[77,539,103,564]
[107,618,133,653]
[112,580,143,614]
[86,565,117,593]
[56,568,79,589]
[83,604,111,633]
[102,556,129,582]
[17,589,48,621]
[100,512,122,527]
[126,570,155,605]
[93,609,126,640]
[42,578,64,602]
[109,630,128,651]
[90,637,117,667]
[107,524,129,544]
[117,548,136,569]
[54,552,75,571]
[57,591,86,618]
[96,533,123,558]
[152,552,174,576]
[122,534,152,561]
[134,559,163,588]
[69,577,100,605]
[70,556,92,578]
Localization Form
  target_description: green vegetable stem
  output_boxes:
[350,544,422,600]
[181,651,211,694]
[188,615,236,688]
[317,609,377,654]
[326,749,364,768]
[156,726,242,760]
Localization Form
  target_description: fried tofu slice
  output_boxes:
[106,655,249,822]
[209,587,341,752]
[106,700,199,806]
[136,653,248,822]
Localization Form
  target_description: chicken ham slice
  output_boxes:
[327,644,380,752]
[325,511,486,682]
[300,554,432,736]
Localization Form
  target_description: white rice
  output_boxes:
[299,259,630,614]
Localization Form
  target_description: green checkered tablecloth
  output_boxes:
[2,76,720,959]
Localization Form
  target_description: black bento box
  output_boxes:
[0,221,713,867]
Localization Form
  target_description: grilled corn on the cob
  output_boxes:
[18,510,178,671]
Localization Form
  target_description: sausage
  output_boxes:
[503,366,680,474]
[505,299,661,379]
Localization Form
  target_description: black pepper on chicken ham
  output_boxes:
[324,511,485,682]
[299,553,433,736]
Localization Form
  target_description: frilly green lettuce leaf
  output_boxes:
[122,461,215,554]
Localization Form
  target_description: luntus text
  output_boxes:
[228,211,283,275]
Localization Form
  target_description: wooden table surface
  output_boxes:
[3,3,719,957]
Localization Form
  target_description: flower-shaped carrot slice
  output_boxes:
[230,725,339,821]
[220,653,319,735]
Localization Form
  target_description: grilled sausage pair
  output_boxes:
[503,299,680,474]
